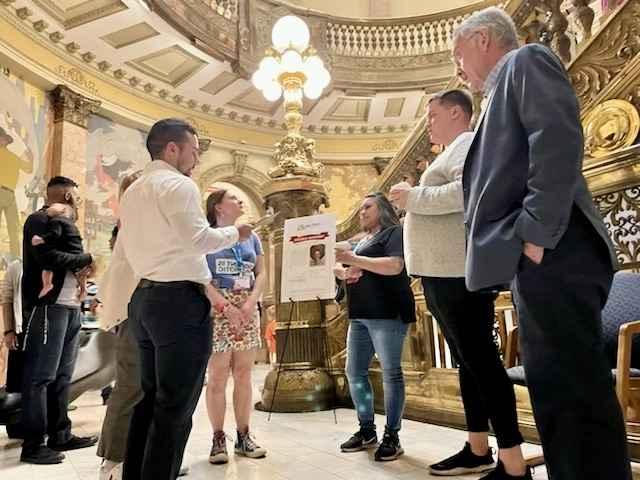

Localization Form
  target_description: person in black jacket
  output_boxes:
[31,203,87,300]
[20,176,97,465]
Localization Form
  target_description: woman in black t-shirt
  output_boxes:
[334,192,415,462]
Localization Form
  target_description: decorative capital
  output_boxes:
[51,85,101,129]
[232,149,249,174]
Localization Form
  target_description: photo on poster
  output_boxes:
[281,213,336,302]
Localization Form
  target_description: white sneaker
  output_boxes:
[98,460,122,480]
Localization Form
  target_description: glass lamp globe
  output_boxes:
[259,56,281,78]
[318,67,331,88]
[251,69,268,89]
[303,82,322,100]
[272,15,310,52]
[281,50,303,73]
[263,82,283,102]
[303,56,324,77]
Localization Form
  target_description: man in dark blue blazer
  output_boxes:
[453,7,631,480]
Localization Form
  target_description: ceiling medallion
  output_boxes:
[583,99,640,158]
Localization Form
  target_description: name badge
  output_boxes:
[234,275,251,290]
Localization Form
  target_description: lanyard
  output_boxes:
[230,244,244,274]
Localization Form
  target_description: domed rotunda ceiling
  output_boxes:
[1,0,493,137]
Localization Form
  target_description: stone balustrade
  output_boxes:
[208,0,238,20]
[326,12,474,58]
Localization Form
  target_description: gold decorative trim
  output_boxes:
[583,99,640,158]
[51,84,101,129]
[584,145,640,197]
[570,0,640,114]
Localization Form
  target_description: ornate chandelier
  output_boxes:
[251,15,331,179]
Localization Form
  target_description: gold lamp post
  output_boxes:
[253,15,335,412]
[251,15,331,179]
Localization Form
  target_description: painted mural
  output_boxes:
[322,164,379,222]
[0,72,52,261]
[85,115,149,272]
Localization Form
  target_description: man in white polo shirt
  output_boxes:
[118,118,252,480]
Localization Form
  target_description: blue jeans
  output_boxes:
[346,318,408,432]
[21,305,82,450]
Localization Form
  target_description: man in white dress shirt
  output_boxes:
[118,118,252,480]
[389,91,529,479]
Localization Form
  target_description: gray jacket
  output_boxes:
[462,44,617,292]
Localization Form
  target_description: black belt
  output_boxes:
[138,279,204,293]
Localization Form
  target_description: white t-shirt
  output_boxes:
[56,272,81,308]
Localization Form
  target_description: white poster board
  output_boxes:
[281,213,337,302]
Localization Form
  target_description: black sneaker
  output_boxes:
[374,428,404,461]
[480,461,533,479]
[429,442,495,476]
[20,446,65,464]
[340,428,378,452]
[48,434,98,452]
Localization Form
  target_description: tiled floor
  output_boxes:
[0,365,549,479]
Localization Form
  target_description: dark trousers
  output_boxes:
[6,333,24,393]
[123,282,211,480]
[512,207,631,480]
[21,305,81,450]
[421,277,523,449]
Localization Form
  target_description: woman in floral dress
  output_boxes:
[204,188,267,464]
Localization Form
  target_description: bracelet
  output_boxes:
[3,329,15,336]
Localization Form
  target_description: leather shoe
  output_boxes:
[20,446,65,464]
[48,434,98,452]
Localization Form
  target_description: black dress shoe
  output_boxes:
[20,446,65,464]
[48,434,98,451]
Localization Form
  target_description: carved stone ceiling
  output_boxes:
[3,0,462,135]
